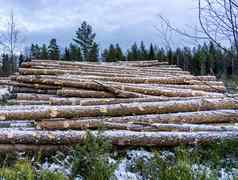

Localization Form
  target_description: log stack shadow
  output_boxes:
[0,59,238,151]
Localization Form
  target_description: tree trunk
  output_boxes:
[38,119,238,131]
[16,93,57,101]
[0,98,238,120]
[0,130,237,146]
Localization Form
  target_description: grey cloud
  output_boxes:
[0,0,197,50]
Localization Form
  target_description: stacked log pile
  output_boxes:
[0,59,238,151]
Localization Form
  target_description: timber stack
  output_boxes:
[0,59,238,151]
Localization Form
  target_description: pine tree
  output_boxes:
[101,49,109,62]
[40,44,48,59]
[140,41,147,60]
[106,44,117,62]
[48,38,60,60]
[63,47,71,61]
[131,42,139,60]
[31,44,41,59]
[167,48,173,64]
[69,43,82,61]
[73,21,96,61]
[18,54,25,67]
[127,50,134,61]
[148,43,155,60]
[88,42,99,62]
[115,44,124,61]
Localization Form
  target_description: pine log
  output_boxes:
[0,121,34,128]
[12,87,57,95]
[29,60,191,75]
[21,63,190,76]
[16,93,57,101]
[142,84,226,93]
[57,89,116,98]
[14,75,221,97]
[19,68,186,77]
[109,83,223,97]
[5,81,60,90]
[0,130,237,146]
[48,95,226,106]
[99,109,238,124]
[14,75,107,91]
[60,74,217,84]
[38,119,238,131]
[7,100,50,105]
[0,144,70,152]
[0,98,238,120]
[57,88,148,98]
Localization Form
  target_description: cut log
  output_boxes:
[59,74,217,84]
[16,93,57,101]
[14,75,107,91]
[4,81,60,90]
[19,68,184,77]
[0,98,238,120]
[97,109,238,124]
[0,130,237,146]
[110,83,224,97]
[7,100,50,105]
[0,121,34,128]
[0,144,70,152]
[57,89,117,98]
[38,119,238,131]
[48,95,227,106]
[56,88,148,98]
[12,87,57,95]
[145,84,226,93]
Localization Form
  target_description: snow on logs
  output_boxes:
[0,130,237,147]
[0,59,237,149]
[0,98,238,120]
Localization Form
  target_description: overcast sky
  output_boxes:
[0,0,198,50]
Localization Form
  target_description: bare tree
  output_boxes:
[158,0,238,56]
[0,11,24,58]
[198,0,238,56]
[0,11,25,74]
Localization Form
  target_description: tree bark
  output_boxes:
[16,93,57,101]
[38,119,238,131]
[12,87,57,95]
[0,98,238,120]
[0,130,237,146]
[7,100,50,105]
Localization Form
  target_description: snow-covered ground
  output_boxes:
[0,86,10,102]
[38,149,238,180]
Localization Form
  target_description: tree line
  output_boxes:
[0,21,236,79]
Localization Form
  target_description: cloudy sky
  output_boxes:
[0,0,198,50]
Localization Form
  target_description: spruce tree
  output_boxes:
[31,44,41,59]
[101,49,108,62]
[148,43,155,60]
[88,42,99,62]
[40,44,48,59]
[127,50,134,61]
[48,38,60,60]
[73,21,96,61]
[63,47,71,61]
[131,42,139,60]
[140,41,147,60]
[106,44,116,62]
[18,54,25,67]
[69,43,82,61]
[115,43,124,61]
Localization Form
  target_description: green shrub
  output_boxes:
[39,170,66,180]
[129,140,238,180]
[0,160,35,180]
[71,131,117,180]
